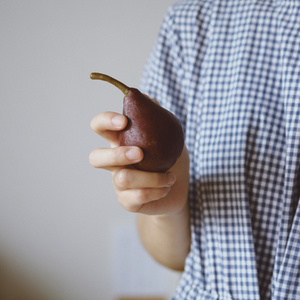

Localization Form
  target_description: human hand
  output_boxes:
[89,111,190,215]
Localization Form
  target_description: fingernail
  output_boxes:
[167,172,176,186]
[125,148,140,161]
[111,115,124,128]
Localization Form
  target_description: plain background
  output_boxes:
[0,0,181,299]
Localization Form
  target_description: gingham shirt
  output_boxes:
[140,0,300,299]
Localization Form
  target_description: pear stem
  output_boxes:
[90,72,130,95]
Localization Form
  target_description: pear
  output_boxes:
[90,72,184,172]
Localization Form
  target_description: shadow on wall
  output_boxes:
[0,252,168,300]
[0,253,55,300]
[0,252,170,300]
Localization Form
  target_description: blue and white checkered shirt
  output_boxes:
[140,0,300,299]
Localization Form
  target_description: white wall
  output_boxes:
[0,1,180,299]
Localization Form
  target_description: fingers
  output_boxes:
[89,146,143,170]
[113,168,176,190]
[90,112,127,147]
[90,109,181,215]
[113,169,177,213]
[116,187,171,213]
[89,111,141,170]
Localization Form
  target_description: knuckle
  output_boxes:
[118,198,139,213]
[116,147,129,163]
[110,147,128,166]
[90,112,107,132]
[126,204,139,213]
[88,150,97,166]
[135,189,149,203]
[114,169,131,189]
[90,115,99,131]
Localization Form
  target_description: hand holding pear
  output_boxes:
[90,72,184,173]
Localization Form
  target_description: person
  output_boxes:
[89,0,300,299]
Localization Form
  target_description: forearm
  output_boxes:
[137,202,190,271]
[137,146,191,271]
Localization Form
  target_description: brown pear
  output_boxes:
[90,72,184,172]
